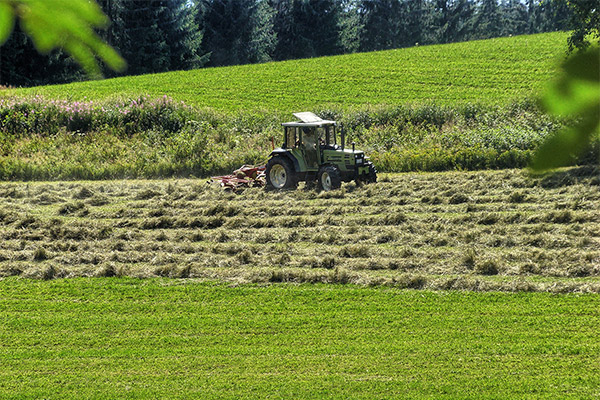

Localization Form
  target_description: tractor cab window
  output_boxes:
[316,127,326,146]
[303,127,316,149]
[285,127,297,148]
[329,126,336,146]
[302,127,318,168]
[318,126,336,147]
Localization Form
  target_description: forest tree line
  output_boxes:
[0,0,573,87]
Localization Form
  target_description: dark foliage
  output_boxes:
[1,0,577,86]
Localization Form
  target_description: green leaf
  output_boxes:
[531,103,600,171]
[563,47,600,83]
[542,48,600,116]
[53,0,108,26]
[543,78,600,116]
[8,0,125,76]
[532,47,600,171]
[0,2,14,45]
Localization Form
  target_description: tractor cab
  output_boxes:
[281,112,339,170]
[266,112,377,191]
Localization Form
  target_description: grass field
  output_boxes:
[2,32,593,180]
[1,167,598,292]
[1,98,576,179]
[0,30,598,399]
[6,32,568,113]
[1,278,600,399]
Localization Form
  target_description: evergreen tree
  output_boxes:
[339,0,362,53]
[248,0,277,63]
[474,0,503,39]
[358,0,403,51]
[0,26,82,87]
[296,0,343,57]
[271,0,299,60]
[539,0,572,34]
[272,0,342,60]
[162,0,206,70]
[500,0,528,36]
[102,0,203,76]
[400,0,434,46]
[113,0,171,75]
[198,0,275,67]
[526,0,541,33]
[434,0,475,44]
[97,0,118,46]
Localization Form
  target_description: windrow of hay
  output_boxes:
[0,167,598,293]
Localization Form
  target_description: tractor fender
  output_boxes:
[269,149,301,172]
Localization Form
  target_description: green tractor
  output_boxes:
[266,112,377,191]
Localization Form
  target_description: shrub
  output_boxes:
[0,95,591,180]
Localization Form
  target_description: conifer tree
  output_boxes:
[198,0,275,66]
[339,0,362,53]
[474,0,503,39]
[272,0,342,60]
[500,0,528,36]
[113,0,170,75]
[358,0,403,51]
[162,0,206,70]
[105,0,203,75]
[0,26,82,86]
[434,0,475,44]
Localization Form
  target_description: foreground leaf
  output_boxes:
[0,0,125,76]
[532,47,600,171]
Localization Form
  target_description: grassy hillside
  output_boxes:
[7,32,567,113]
[1,279,599,399]
[2,31,592,180]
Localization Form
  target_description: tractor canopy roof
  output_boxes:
[282,112,336,128]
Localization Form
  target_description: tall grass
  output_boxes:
[1,95,596,180]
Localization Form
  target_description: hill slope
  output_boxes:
[10,32,567,113]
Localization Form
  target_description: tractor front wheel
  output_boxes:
[355,164,377,186]
[367,164,377,183]
[266,157,297,190]
[318,165,342,191]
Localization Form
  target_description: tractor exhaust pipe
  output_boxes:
[341,124,345,150]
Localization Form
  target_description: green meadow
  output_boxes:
[1,30,598,399]
[8,32,567,113]
[1,278,599,399]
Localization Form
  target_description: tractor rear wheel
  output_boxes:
[318,165,342,191]
[266,157,297,190]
